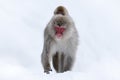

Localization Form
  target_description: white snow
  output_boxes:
[0,0,120,80]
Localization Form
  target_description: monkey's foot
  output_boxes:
[44,68,52,74]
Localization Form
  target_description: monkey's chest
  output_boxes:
[51,41,69,54]
[56,43,66,51]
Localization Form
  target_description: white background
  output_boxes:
[0,0,120,80]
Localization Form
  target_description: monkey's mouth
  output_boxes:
[54,26,65,38]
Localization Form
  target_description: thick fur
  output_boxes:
[41,6,78,74]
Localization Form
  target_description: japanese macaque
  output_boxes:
[41,6,79,74]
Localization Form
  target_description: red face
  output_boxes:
[54,26,65,38]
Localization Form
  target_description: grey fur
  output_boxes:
[41,6,79,74]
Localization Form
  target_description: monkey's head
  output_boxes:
[49,6,74,40]
[54,6,69,16]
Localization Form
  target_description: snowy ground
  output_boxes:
[0,0,120,80]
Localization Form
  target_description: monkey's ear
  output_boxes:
[54,6,69,15]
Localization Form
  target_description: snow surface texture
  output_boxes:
[0,0,120,80]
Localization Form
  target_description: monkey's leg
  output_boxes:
[60,53,65,72]
[64,56,74,72]
[41,53,52,74]
[52,52,64,73]
[52,52,59,72]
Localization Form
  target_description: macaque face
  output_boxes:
[52,16,70,39]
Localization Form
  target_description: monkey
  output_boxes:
[41,6,79,74]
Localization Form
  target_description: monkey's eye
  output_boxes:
[57,20,65,26]
[57,22,61,26]
[53,21,56,25]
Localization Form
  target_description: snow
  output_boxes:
[0,0,120,80]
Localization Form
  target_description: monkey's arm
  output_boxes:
[41,27,52,74]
